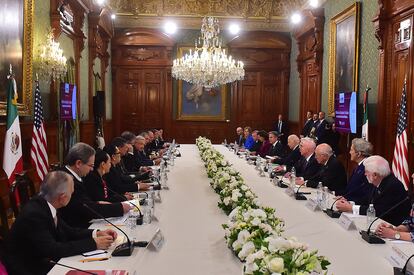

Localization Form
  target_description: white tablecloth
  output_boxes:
[49,144,413,275]
[49,145,242,275]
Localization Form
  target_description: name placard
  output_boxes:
[388,245,407,269]
[306,198,321,211]
[285,188,294,197]
[338,213,356,230]
[148,228,164,251]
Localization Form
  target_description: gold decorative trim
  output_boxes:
[327,2,360,114]
[176,46,227,121]
[0,0,33,116]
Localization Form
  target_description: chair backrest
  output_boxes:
[9,172,35,218]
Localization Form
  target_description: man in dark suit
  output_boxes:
[303,143,347,195]
[266,131,286,159]
[274,134,301,172]
[250,130,262,154]
[336,156,411,225]
[4,171,117,275]
[274,114,288,145]
[301,111,313,137]
[235,127,245,146]
[59,143,132,228]
[134,135,161,167]
[289,137,321,181]
[344,138,375,203]
[315,111,328,144]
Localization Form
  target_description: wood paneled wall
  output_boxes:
[112,29,291,143]
[293,8,324,127]
[374,0,414,171]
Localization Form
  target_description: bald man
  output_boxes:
[299,143,347,194]
[235,127,245,146]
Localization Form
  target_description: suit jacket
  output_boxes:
[244,135,255,150]
[306,156,347,195]
[274,120,288,144]
[258,140,272,158]
[103,165,139,194]
[236,135,245,147]
[122,152,139,172]
[274,146,301,170]
[358,174,410,226]
[133,149,154,167]
[266,141,286,158]
[83,170,124,203]
[59,167,124,228]
[294,154,321,180]
[250,140,262,153]
[315,119,328,144]
[301,119,314,137]
[345,162,374,204]
[5,196,96,275]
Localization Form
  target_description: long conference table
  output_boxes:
[49,144,414,275]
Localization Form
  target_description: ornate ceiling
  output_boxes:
[108,0,311,31]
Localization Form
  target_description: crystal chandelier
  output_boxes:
[172,17,245,89]
[35,29,67,81]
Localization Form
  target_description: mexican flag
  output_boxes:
[3,76,23,185]
[361,88,369,141]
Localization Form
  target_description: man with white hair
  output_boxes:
[273,134,301,171]
[299,143,347,194]
[336,155,410,225]
[4,171,117,274]
[288,137,321,181]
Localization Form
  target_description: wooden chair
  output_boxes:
[9,172,36,218]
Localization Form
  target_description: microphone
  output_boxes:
[48,259,97,275]
[326,183,368,218]
[394,254,414,275]
[82,203,134,256]
[105,186,143,225]
[360,196,410,244]
[295,183,307,200]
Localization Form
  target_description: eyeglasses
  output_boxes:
[84,163,94,168]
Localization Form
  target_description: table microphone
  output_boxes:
[325,183,368,218]
[105,186,143,225]
[82,203,134,256]
[295,183,307,200]
[360,196,409,244]
[48,259,97,275]
[394,254,414,275]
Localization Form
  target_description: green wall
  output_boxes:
[289,0,380,123]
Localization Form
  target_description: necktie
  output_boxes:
[278,121,282,133]
[53,215,58,228]
[102,179,109,199]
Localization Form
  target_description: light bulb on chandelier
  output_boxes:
[172,16,245,90]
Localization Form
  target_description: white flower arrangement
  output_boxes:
[196,137,330,275]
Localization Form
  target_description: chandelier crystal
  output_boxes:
[35,29,67,81]
[172,17,245,89]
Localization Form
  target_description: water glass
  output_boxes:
[142,206,152,224]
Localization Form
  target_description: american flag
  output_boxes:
[30,81,49,181]
[392,80,409,189]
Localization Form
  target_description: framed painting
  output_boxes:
[328,2,360,113]
[176,47,227,121]
[0,0,34,116]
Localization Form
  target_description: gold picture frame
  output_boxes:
[176,46,227,121]
[328,2,360,113]
[0,0,34,116]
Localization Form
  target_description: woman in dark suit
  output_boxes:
[103,144,150,194]
[257,130,272,157]
[83,150,129,203]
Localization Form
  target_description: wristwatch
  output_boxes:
[394,231,401,240]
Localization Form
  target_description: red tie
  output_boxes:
[102,179,108,199]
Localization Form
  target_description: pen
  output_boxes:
[80,257,109,262]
